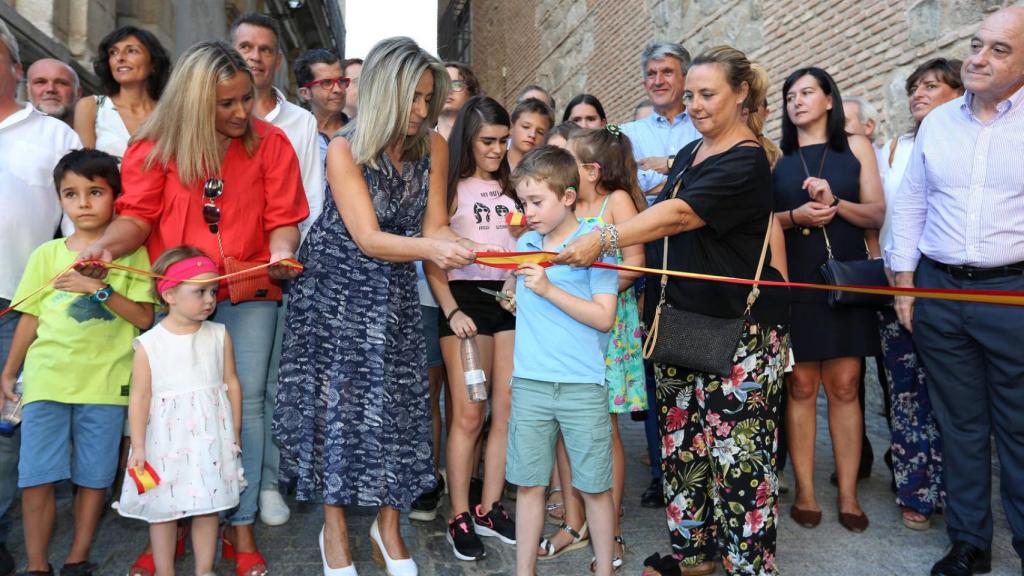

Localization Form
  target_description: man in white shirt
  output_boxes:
[891,8,1024,575]
[843,95,888,179]
[0,20,81,575]
[231,11,324,528]
[25,58,80,125]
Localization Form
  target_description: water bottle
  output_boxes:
[461,336,488,402]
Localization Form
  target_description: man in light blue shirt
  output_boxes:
[891,7,1024,575]
[619,41,701,198]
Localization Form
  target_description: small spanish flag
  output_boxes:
[128,462,161,494]
[505,212,526,226]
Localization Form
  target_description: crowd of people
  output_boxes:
[0,5,1022,576]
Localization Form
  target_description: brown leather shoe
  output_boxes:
[838,510,869,533]
[789,505,822,528]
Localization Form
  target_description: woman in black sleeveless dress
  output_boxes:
[773,68,884,533]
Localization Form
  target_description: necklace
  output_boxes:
[796,146,828,236]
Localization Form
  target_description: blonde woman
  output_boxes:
[273,37,476,576]
[78,41,308,576]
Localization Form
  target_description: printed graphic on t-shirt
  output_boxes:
[65,293,115,323]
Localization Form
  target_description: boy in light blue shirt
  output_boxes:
[501,145,618,576]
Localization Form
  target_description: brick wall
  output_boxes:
[467,0,1024,140]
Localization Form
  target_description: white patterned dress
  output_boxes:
[115,321,245,523]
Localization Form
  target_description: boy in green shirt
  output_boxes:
[0,149,155,575]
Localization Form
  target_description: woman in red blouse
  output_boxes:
[80,41,307,576]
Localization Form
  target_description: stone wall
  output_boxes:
[468,0,1024,139]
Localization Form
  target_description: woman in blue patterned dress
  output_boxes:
[273,37,477,575]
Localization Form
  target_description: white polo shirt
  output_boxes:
[0,104,81,300]
[263,88,324,243]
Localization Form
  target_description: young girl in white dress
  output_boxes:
[116,246,244,576]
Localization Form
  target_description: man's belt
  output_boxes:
[931,258,1024,280]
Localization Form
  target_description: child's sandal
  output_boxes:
[538,522,589,560]
[590,536,625,572]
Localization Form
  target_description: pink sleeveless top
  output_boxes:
[448,177,518,282]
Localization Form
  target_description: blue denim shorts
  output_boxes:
[19,401,125,488]
[506,377,612,493]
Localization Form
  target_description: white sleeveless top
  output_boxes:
[94,95,131,159]
[115,321,245,522]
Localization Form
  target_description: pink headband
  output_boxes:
[157,256,219,295]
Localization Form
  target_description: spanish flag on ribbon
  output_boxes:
[129,462,161,494]
[505,212,527,227]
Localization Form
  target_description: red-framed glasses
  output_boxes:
[301,77,351,90]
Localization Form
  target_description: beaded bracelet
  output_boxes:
[607,224,620,256]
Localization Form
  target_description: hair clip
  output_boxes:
[605,124,621,136]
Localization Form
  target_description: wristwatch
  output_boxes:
[91,285,113,303]
[829,195,841,208]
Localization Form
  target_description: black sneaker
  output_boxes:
[468,477,483,511]
[473,502,516,544]
[410,475,445,522]
[58,562,95,576]
[640,477,664,508]
[447,511,486,561]
[0,544,12,576]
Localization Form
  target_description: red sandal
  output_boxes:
[222,537,268,576]
[129,526,188,576]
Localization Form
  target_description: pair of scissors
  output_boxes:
[477,286,512,301]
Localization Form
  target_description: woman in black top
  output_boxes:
[558,46,789,576]
[773,67,884,534]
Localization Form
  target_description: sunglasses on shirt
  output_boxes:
[203,179,223,234]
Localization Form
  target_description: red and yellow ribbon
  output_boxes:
[474,251,1024,307]
[128,461,161,494]
[0,258,303,319]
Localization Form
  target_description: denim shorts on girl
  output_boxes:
[18,401,126,489]
[505,377,612,493]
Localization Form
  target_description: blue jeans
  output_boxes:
[260,296,287,492]
[0,301,21,543]
[213,300,278,525]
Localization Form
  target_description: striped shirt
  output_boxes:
[888,85,1024,272]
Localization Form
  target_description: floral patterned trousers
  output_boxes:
[655,322,789,576]
[878,308,945,515]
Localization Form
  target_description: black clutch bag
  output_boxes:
[818,228,893,308]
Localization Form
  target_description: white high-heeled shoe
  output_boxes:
[369,518,417,576]
[319,525,358,575]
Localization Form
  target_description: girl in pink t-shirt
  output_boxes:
[425,95,520,560]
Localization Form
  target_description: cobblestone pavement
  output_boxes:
[11,366,1020,575]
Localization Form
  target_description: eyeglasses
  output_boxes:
[301,77,351,90]
[449,80,466,93]
[203,179,223,234]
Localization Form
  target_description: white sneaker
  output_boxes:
[259,490,291,526]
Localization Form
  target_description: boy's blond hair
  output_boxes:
[510,145,580,206]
